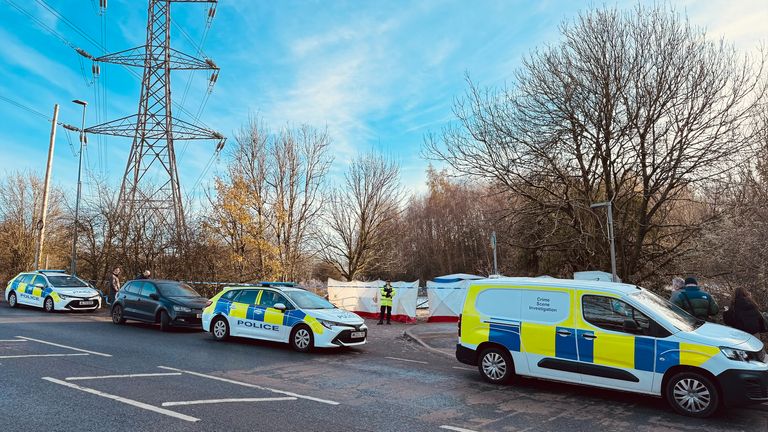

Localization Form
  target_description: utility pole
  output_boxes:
[71,99,88,276]
[34,104,59,270]
[591,201,618,282]
[491,231,498,276]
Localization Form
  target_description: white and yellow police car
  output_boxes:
[202,283,367,352]
[4,270,102,312]
[456,277,767,417]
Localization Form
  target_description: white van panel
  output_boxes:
[475,288,521,320]
[520,290,570,324]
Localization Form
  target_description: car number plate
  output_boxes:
[196,313,202,318]
[351,331,365,338]
[80,301,94,305]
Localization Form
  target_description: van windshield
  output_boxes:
[629,289,701,332]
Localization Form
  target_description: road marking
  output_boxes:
[42,377,199,423]
[385,356,428,364]
[0,339,26,342]
[0,353,89,359]
[162,397,296,407]
[16,336,112,357]
[452,366,475,371]
[440,426,479,432]
[158,366,340,406]
[66,372,182,381]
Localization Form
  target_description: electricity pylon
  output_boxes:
[80,0,224,239]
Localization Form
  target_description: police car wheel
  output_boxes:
[111,304,126,324]
[211,317,229,341]
[665,371,720,418]
[479,347,514,384]
[8,292,17,308]
[290,325,313,352]
[44,297,55,313]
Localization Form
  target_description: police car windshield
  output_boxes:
[284,290,335,309]
[46,275,88,287]
[156,282,199,297]
[629,289,699,332]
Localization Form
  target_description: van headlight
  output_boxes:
[173,305,192,313]
[721,347,749,362]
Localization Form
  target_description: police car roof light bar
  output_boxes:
[36,269,68,274]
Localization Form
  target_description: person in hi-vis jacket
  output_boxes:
[376,280,396,325]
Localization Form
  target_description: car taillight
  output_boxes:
[458,314,462,337]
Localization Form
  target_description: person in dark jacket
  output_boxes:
[670,277,719,321]
[730,287,766,336]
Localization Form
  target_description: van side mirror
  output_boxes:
[274,303,287,312]
[623,319,640,333]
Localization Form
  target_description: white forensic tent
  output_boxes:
[426,273,484,322]
[327,278,419,323]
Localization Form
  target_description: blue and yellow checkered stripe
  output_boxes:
[211,298,324,334]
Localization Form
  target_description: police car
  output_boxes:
[4,270,102,312]
[456,277,767,417]
[202,283,367,352]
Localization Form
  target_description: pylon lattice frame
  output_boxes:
[84,0,223,237]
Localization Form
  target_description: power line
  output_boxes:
[0,94,52,121]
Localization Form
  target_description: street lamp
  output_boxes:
[71,99,87,277]
[590,200,617,283]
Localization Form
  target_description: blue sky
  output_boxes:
[0,0,765,204]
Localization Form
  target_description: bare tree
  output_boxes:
[319,152,404,281]
[426,4,766,283]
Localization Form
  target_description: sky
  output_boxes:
[0,0,765,205]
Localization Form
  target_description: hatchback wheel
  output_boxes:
[111,304,126,324]
[159,310,172,332]
[44,297,55,313]
[290,325,313,352]
[665,371,720,418]
[478,347,514,384]
[8,292,18,308]
[211,317,229,341]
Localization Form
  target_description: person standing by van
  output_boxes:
[671,277,719,321]
[377,280,396,325]
[728,288,766,336]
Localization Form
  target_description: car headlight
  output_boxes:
[721,347,749,362]
[58,294,70,300]
[318,319,346,329]
[173,305,192,313]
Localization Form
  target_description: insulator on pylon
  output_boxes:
[210,71,219,84]
[208,6,217,20]
[92,63,101,77]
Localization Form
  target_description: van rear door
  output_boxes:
[519,287,582,384]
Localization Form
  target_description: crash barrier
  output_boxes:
[327,279,419,323]
[426,280,471,323]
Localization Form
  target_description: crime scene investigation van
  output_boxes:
[455,277,767,417]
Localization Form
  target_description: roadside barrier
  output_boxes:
[327,279,419,323]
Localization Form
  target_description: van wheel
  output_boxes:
[478,347,514,384]
[159,310,171,332]
[290,325,313,352]
[8,292,18,308]
[665,371,720,418]
[211,317,229,341]
[44,297,55,313]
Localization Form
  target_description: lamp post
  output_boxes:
[70,99,87,276]
[590,200,617,282]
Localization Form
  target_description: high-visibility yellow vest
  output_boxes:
[380,286,396,307]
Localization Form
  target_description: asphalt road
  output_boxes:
[1,305,766,432]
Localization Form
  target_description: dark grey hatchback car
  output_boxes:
[110,280,208,331]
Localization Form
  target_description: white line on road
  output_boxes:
[0,339,26,342]
[0,353,89,359]
[162,397,296,407]
[385,356,428,364]
[452,366,475,371]
[158,366,340,406]
[16,336,112,357]
[42,377,199,423]
[440,426,480,432]
[66,373,182,381]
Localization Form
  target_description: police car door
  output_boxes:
[252,290,288,342]
[229,289,259,338]
[29,275,47,307]
[15,274,35,306]
[576,293,655,392]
